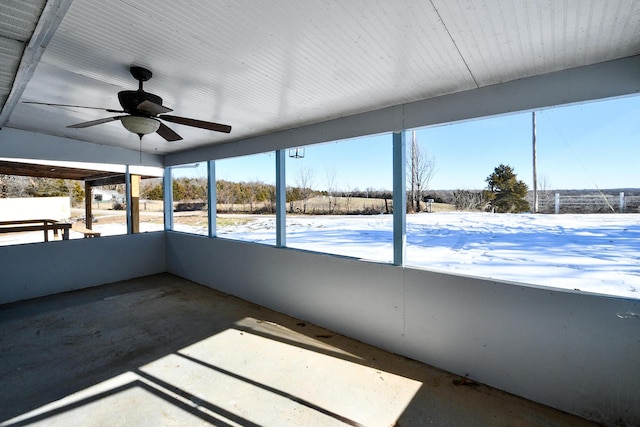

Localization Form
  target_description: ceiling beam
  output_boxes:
[0,0,74,127]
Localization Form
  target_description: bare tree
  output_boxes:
[453,190,486,211]
[365,187,374,198]
[537,174,554,213]
[0,175,7,198]
[216,180,235,212]
[408,131,436,212]
[295,166,315,214]
[324,166,338,214]
[0,175,21,198]
[343,185,353,214]
[246,180,260,213]
[266,183,276,213]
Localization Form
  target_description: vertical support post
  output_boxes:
[411,130,417,213]
[84,181,92,230]
[208,160,216,237]
[393,131,406,266]
[276,149,286,247]
[532,112,538,213]
[125,165,132,234]
[555,193,560,214]
[620,192,625,213]
[130,174,140,233]
[163,167,173,231]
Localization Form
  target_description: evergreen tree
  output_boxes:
[69,181,85,205]
[141,181,163,200]
[484,164,530,213]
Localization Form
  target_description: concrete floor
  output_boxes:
[0,274,596,426]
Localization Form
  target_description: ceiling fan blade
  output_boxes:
[137,100,173,115]
[23,101,123,113]
[67,116,125,128]
[159,115,232,133]
[156,122,182,141]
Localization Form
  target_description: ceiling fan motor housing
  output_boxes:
[117,90,163,115]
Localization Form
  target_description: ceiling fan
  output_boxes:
[24,66,231,141]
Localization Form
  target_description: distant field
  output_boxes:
[218,196,457,214]
[75,197,458,226]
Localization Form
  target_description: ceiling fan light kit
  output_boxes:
[120,115,160,136]
[24,66,231,142]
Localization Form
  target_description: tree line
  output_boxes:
[434,164,530,213]
[1,163,531,214]
[0,175,84,204]
[157,178,393,214]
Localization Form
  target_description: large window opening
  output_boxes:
[285,134,393,262]
[403,95,640,300]
[170,162,209,235]
[215,153,276,244]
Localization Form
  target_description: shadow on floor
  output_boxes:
[0,273,595,426]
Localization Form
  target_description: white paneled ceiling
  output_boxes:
[1,0,640,156]
[0,0,46,109]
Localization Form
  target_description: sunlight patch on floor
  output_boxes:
[3,321,423,427]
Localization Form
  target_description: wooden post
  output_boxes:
[131,174,140,233]
[85,181,93,229]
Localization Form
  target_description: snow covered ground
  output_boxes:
[215,212,640,300]
[3,212,639,300]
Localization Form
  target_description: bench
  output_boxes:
[0,219,71,241]
[71,224,101,238]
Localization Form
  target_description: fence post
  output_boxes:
[620,192,625,213]
[555,193,560,214]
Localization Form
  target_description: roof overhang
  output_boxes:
[0,158,161,185]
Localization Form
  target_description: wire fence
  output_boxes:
[537,192,640,214]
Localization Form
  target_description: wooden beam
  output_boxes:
[130,174,140,233]
[86,174,128,187]
[0,160,123,181]
[84,181,92,229]
[0,160,155,184]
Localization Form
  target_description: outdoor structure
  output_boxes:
[0,158,158,233]
[1,1,639,425]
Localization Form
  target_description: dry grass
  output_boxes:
[73,198,457,228]
[87,211,254,228]
[290,197,456,214]
[422,202,457,213]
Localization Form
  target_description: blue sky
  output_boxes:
[179,94,640,191]
[422,94,640,190]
